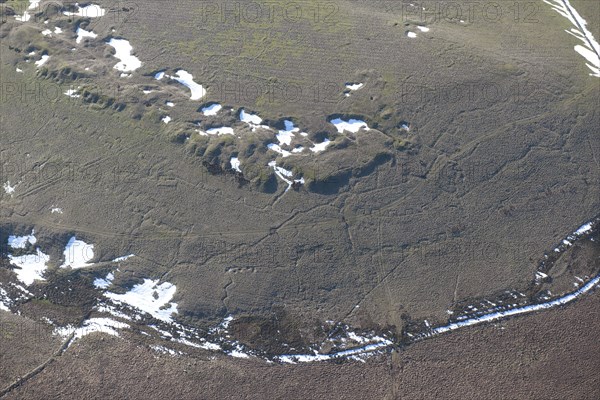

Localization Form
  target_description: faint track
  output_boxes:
[0,308,93,398]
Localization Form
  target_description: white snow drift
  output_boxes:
[330,118,369,133]
[8,249,50,286]
[171,70,206,100]
[107,38,142,72]
[105,279,178,322]
[63,4,106,18]
[76,27,97,44]
[59,236,95,269]
[202,103,222,116]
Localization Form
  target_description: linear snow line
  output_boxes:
[277,219,599,362]
[558,0,600,58]
[430,271,600,336]
[544,0,600,76]
[278,269,600,363]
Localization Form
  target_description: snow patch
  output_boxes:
[107,38,142,72]
[105,279,178,322]
[345,83,363,91]
[35,55,50,67]
[54,318,129,341]
[93,272,114,289]
[206,127,234,136]
[268,161,301,191]
[230,157,242,172]
[8,231,37,249]
[239,109,263,129]
[278,339,392,364]
[3,181,16,195]
[76,27,97,44]
[575,222,593,235]
[330,118,369,133]
[202,103,222,116]
[171,70,206,100]
[0,287,12,312]
[113,254,135,262]
[64,88,80,98]
[8,249,50,286]
[63,4,106,18]
[59,236,95,269]
[267,143,292,158]
[310,138,331,153]
[276,120,299,145]
[151,345,181,356]
[15,13,31,22]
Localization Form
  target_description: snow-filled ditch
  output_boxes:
[6,218,598,365]
[268,161,304,191]
[33,216,600,363]
[53,318,129,342]
[429,270,600,336]
[278,325,393,364]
